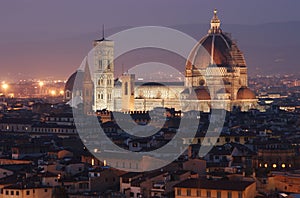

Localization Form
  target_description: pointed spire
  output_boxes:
[102,24,105,40]
[209,9,221,34]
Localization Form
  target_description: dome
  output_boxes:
[188,86,211,100]
[187,33,233,69]
[237,87,256,100]
[65,70,84,92]
[186,9,246,70]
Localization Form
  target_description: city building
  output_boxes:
[174,178,256,198]
[65,9,258,113]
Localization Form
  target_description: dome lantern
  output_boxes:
[209,9,221,34]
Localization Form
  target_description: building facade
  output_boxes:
[65,10,258,113]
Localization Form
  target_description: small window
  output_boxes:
[16,191,19,195]
[187,189,191,196]
[5,190,8,195]
[228,191,232,198]
[177,188,181,196]
[44,189,48,193]
[197,190,201,197]
[234,137,240,142]
[11,191,14,195]
[99,60,103,70]
[124,82,128,95]
[207,190,211,197]
[26,190,30,195]
[217,191,221,198]
[238,192,243,198]
[107,60,111,70]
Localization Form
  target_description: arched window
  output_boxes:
[124,82,128,95]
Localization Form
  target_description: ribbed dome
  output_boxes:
[188,86,211,100]
[65,70,84,92]
[237,87,256,100]
[186,9,246,70]
[188,33,233,69]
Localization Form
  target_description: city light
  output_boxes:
[2,83,8,96]
[39,81,44,87]
[2,83,8,90]
[50,90,56,96]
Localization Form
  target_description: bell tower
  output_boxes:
[93,27,114,111]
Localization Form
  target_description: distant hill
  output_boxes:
[172,22,300,76]
[0,22,299,80]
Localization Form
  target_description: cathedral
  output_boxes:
[65,10,258,113]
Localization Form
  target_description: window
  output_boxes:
[207,190,211,197]
[177,188,181,196]
[217,191,221,198]
[130,192,134,197]
[187,189,191,196]
[5,190,8,195]
[16,191,19,195]
[11,191,14,195]
[44,189,48,193]
[197,190,201,197]
[228,191,232,198]
[26,190,30,195]
[99,60,102,70]
[124,82,128,95]
[238,192,243,198]
[107,60,111,70]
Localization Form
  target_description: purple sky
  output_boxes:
[0,0,299,80]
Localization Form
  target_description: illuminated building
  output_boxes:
[65,10,258,112]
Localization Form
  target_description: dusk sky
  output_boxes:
[1,0,300,80]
